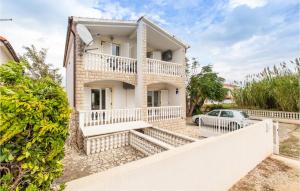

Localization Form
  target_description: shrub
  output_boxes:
[0,61,71,191]
[202,103,237,112]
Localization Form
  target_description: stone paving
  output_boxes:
[56,145,146,183]
[56,120,203,184]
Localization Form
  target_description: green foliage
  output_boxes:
[203,103,237,112]
[0,61,71,190]
[20,45,62,84]
[186,64,227,116]
[233,58,300,112]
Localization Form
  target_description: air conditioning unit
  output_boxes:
[162,50,172,61]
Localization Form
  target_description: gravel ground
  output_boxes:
[229,156,300,191]
[278,123,300,159]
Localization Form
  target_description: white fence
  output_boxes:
[85,53,137,74]
[198,116,254,136]
[147,58,183,77]
[147,106,182,122]
[79,108,142,127]
[241,109,300,120]
[66,120,274,191]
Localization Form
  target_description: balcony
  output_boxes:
[85,52,137,74]
[147,106,182,122]
[147,58,184,77]
[79,106,183,128]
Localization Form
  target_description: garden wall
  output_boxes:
[66,119,274,191]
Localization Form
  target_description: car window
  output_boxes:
[207,110,220,116]
[240,111,249,118]
[220,111,234,118]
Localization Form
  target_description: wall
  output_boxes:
[66,120,274,191]
[65,40,74,107]
[87,35,135,58]
[0,44,14,64]
[83,80,136,110]
[147,83,181,106]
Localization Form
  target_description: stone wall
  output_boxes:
[150,118,186,132]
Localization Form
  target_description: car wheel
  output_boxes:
[228,122,240,130]
[195,118,199,126]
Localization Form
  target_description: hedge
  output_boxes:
[0,61,71,191]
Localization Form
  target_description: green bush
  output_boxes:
[0,61,71,191]
[202,103,237,112]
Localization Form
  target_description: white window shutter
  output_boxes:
[102,42,112,54]
[161,90,168,106]
[84,87,91,110]
[120,42,129,57]
[105,88,112,109]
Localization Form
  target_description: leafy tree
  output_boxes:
[0,61,71,190]
[186,65,227,116]
[20,45,62,84]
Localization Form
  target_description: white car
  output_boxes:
[192,109,250,128]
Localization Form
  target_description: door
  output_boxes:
[147,91,161,107]
[91,88,112,110]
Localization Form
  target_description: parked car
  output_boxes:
[192,109,250,128]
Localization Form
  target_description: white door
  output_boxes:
[105,88,112,110]
[160,90,168,106]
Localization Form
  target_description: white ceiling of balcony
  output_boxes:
[146,25,182,51]
[86,24,136,37]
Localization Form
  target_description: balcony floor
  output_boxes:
[82,121,152,137]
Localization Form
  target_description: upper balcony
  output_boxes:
[80,18,186,79]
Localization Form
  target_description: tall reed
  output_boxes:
[233,58,300,112]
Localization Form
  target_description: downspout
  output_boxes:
[71,28,76,108]
[68,17,76,108]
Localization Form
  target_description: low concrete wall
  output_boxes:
[66,119,274,191]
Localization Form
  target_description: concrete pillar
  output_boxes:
[135,20,148,120]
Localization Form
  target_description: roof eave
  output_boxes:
[138,16,190,49]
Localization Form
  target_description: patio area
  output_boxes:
[56,121,204,184]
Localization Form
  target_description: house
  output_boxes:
[0,36,19,64]
[205,83,237,105]
[63,16,189,151]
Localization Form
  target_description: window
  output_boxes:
[112,43,120,56]
[220,111,234,118]
[147,91,161,107]
[91,88,109,110]
[240,111,249,118]
[207,110,220,117]
[91,89,100,110]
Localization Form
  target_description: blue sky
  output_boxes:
[0,0,299,82]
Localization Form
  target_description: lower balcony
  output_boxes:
[79,106,183,128]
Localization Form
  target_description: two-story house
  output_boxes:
[63,16,189,150]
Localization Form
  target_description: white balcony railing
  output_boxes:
[147,58,183,77]
[147,106,182,122]
[240,109,300,120]
[85,53,137,74]
[79,108,142,128]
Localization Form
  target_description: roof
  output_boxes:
[0,36,19,62]
[63,16,189,66]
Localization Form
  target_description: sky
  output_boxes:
[0,0,299,83]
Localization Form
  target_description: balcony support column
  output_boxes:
[135,20,148,121]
